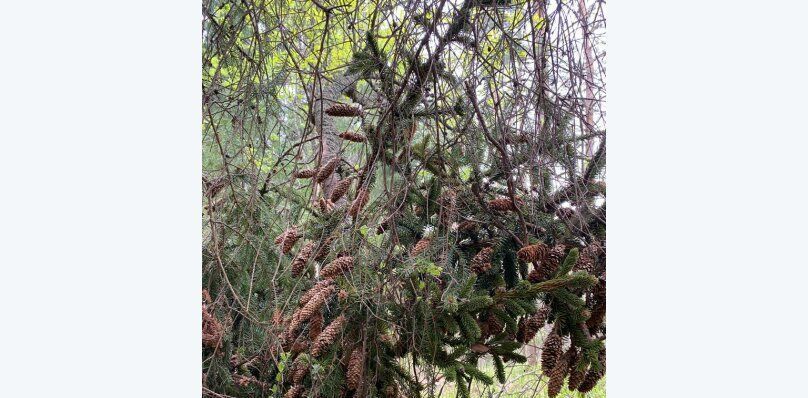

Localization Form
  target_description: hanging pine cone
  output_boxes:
[291,285,335,333]
[325,103,362,117]
[202,301,223,349]
[338,131,367,142]
[275,227,301,254]
[541,327,563,375]
[517,243,549,263]
[320,256,354,279]
[578,348,605,392]
[517,306,549,343]
[457,220,478,233]
[486,312,504,336]
[291,360,309,384]
[283,384,305,398]
[329,178,353,202]
[577,369,603,392]
[293,168,317,179]
[547,348,574,398]
[411,238,431,256]
[527,268,542,283]
[567,355,587,391]
[291,242,315,277]
[308,310,324,340]
[316,156,341,183]
[311,314,347,357]
[349,189,369,218]
[470,246,493,273]
[346,347,365,390]
[586,278,606,331]
[299,279,334,306]
[317,197,334,213]
[488,197,523,212]
[545,244,566,268]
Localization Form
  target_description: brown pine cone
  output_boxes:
[547,348,574,398]
[338,131,367,142]
[283,384,305,398]
[325,103,362,117]
[567,356,587,391]
[411,238,431,256]
[541,327,563,375]
[308,310,324,340]
[291,360,309,384]
[291,285,335,333]
[202,302,223,349]
[517,243,549,263]
[346,347,365,390]
[516,306,547,343]
[299,279,334,306]
[291,242,315,277]
[545,245,566,268]
[293,168,318,179]
[486,311,505,336]
[349,189,369,218]
[457,220,478,233]
[470,246,493,273]
[577,368,603,393]
[329,178,353,202]
[586,279,606,331]
[316,156,341,183]
[311,314,347,357]
[527,268,543,283]
[320,256,354,279]
[318,197,334,213]
[275,227,301,254]
[488,197,523,212]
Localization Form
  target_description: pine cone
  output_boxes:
[545,245,566,268]
[329,178,353,202]
[311,314,347,357]
[567,351,586,391]
[314,236,335,261]
[346,347,365,390]
[202,302,223,349]
[293,168,318,179]
[488,197,523,212]
[547,348,574,398]
[541,327,563,375]
[338,131,367,142]
[299,279,334,306]
[470,246,493,273]
[517,306,549,343]
[457,220,478,233]
[577,368,603,393]
[283,384,305,398]
[586,279,606,331]
[325,103,362,117]
[318,197,334,213]
[527,268,542,283]
[275,227,301,254]
[291,242,315,277]
[320,256,354,279]
[291,285,335,333]
[411,238,431,256]
[517,243,549,263]
[316,157,341,183]
[291,360,309,384]
[308,310,324,340]
[349,189,369,217]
